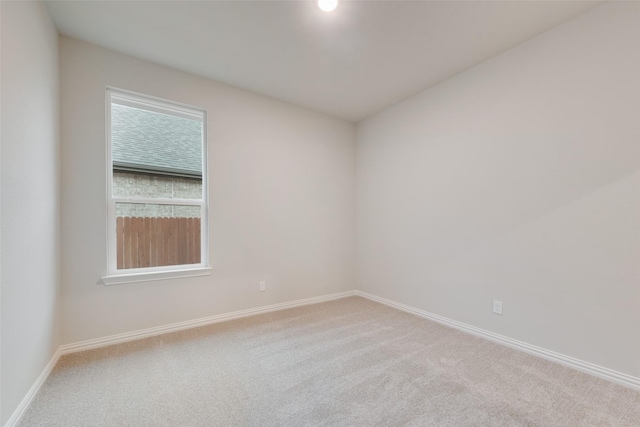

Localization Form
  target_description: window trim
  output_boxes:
[99,267,212,286]
[103,87,209,283]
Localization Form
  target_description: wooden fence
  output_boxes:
[116,217,201,269]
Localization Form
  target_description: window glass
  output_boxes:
[115,203,201,270]
[108,89,207,273]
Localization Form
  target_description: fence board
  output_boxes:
[149,218,156,267]
[142,217,151,268]
[188,217,194,263]
[124,217,132,269]
[194,218,201,262]
[131,217,140,269]
[116,217,124,269]
[116,217,201,269]
[161,217,169,267]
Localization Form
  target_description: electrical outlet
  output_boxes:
[259,281,266,292]
[493,300,503,315]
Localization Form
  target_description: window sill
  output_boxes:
[100,267,212,286]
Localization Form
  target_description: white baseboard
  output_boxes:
[7,288,638,427]
[3,290,356,427]
[355,290,640,392]
[4,347,63,427]
[60,290,356,354]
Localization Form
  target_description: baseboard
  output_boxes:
[60,290,356,355]
[4,347,63,427]
[4,290,356,427]
[8,288,637,427]
[355,290,640,391]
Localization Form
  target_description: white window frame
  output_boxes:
[101,87,210,285]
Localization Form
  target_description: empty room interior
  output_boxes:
[2,0,640,425]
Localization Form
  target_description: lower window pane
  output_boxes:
[115,203,201,270]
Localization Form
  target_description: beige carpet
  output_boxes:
[19,297,640,426]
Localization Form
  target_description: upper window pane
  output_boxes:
[111,102,203,199]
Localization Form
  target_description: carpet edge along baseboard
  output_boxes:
[5,289,639,427]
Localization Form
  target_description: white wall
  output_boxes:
[357,2,640,378]
[1,1,61,423]
[60,37,356,344]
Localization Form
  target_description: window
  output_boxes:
[103,88,209,284]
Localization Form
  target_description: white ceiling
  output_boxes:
[46,0,602,122]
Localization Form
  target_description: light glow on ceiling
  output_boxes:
[318,0,338,13]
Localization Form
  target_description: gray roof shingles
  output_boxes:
[112,104,202,176]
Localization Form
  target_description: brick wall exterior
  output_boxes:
[113,171,202,218]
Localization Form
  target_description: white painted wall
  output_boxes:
[59,37,356,344]
[1,1,61,423]
[357,2,640,378]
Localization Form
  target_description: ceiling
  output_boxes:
[46,0,602,122]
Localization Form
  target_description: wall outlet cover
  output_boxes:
[493,300,503,315]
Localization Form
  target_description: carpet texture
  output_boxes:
[18,297,640,426]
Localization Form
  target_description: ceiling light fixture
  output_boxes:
[318,0,338,12]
